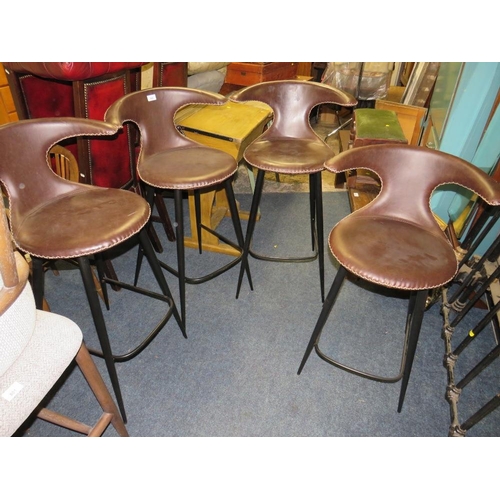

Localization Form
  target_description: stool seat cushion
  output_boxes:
[244,138,334,175]
[324,144,500,290]
[13,188,150,259]
[138,146,237,190]
[329,215,458,290]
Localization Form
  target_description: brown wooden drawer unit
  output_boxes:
[225,62,298,86]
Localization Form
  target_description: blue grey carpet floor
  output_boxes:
[16,191,500,437]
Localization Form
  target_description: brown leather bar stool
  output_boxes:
[3,62,153,281]
[0,206,128,437]
[298,144,500,412]
[105,87,251,328]
[0,117,184,422]
[141,63,189,245]
[229,80,357,301]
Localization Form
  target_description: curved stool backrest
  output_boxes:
[326,144,500,234]
[105,87,228,154]
[230,79,357,140]
[0,118,119,240]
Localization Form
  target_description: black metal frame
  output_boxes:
[297,265,428,413]
[441,223,500,436]
[138,179,252,329]
[235,169,325,301]
[31,228,184,423]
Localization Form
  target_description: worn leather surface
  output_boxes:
[105,87,238,189]
[325,144,500,290]
[0,118,150,259]
[230,80,357,174]
[3,62,145,81]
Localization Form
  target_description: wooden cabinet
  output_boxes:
[225,62,298,86]
[375,100,427,146]
[296,63,312,77]
[0,63,18,125]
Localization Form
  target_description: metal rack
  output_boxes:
[441,208,500,436]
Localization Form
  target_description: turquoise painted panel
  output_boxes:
[428,62,463,145]
[472,104,500,174]
[430,62,500,222]
[447,105,500,221]
[462,105,500,256]
[440,63,499,161]
[471,215,500,257]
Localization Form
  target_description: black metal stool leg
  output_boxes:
[223,178,253,292]
[133,184,155,285]
[397,289,428,413]
[134,246,144,287]
[95,254,110,310]
[309,175,316,251]
[194,190,202,254]
[236,169,265,299]
[31,256,45,310]
[138,229,186,336]
[78,256,127,423]
[154,190,175,243]
[246,169,321,270]
[174,190,187,327]
[298,265,348,374]
[312,172,325,302]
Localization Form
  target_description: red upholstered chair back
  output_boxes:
[3,62,145,189]
[151,63,188,87]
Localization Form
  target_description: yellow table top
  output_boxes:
[175,100,272,143]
